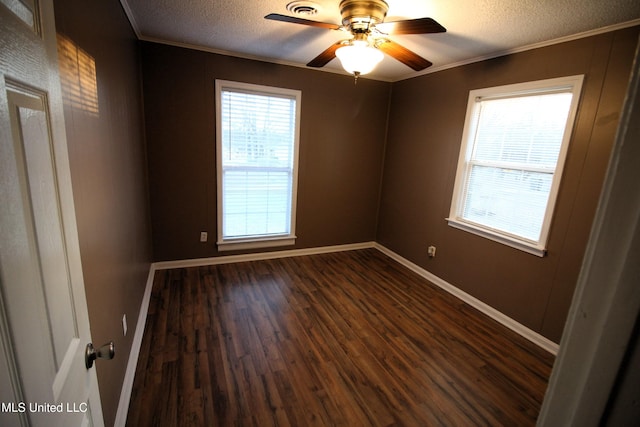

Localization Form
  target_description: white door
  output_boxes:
[0,1,104,426]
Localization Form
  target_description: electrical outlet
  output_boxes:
[200,231,208,242]
[427,245,437,258]
[122,314,128,336]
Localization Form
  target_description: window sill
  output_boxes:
[217,235,297,252]
[446,218,546,257]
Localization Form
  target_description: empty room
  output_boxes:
[0,0,639,426]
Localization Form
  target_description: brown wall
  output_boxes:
[377,26,640,343]
[143,27,638,343]
[53,0,152,425]
[45,0,637,421]
[142,42,391,261]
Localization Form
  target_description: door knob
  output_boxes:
[85,341,115,369]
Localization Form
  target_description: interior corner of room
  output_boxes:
[1,0,638,426]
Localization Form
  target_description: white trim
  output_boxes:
[118,0,141,38]
[113,242,375,425]
[136,36,368,80]
[154,241,557,353]
[217,236,296,252]
[538,37,640,426]
[133,20,640,83]
[113,265,156,427]
[374,243,559,355]
[447,218,546,257]
[115,239,559,424]
[215,80,302,250]
[447,75,584,256]
[409,19,640,80]
[153,242,376,270]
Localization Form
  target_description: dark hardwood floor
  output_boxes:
[126,249,555,426]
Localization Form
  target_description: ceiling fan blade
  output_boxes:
[265,13,341,30]
[376,39,432,71]
[307,42,344,68]
[376,17,446,35]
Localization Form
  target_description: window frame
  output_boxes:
[447,75,584,256]
[215,79,302,252]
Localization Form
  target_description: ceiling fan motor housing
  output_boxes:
[339,0,389,33]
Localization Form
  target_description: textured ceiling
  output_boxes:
[121,0,640,81]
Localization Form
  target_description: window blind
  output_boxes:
[219,88,297,240]
[461,92,573,242]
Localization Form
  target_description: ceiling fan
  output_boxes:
[265,0,446,77]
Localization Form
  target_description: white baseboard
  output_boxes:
[114,264,156,427]
[115,240,558,424]
[152,241,377,270]
[374,243,559,355]
[113,242,375,425]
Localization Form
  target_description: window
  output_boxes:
[215,80,301,251]
[447,76,584,256]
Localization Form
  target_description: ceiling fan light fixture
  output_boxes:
[266,0,443,74]
[335,41,383,76]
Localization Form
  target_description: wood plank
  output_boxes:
[126,249,554,426]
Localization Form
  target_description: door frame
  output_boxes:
[538,35,640,426]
